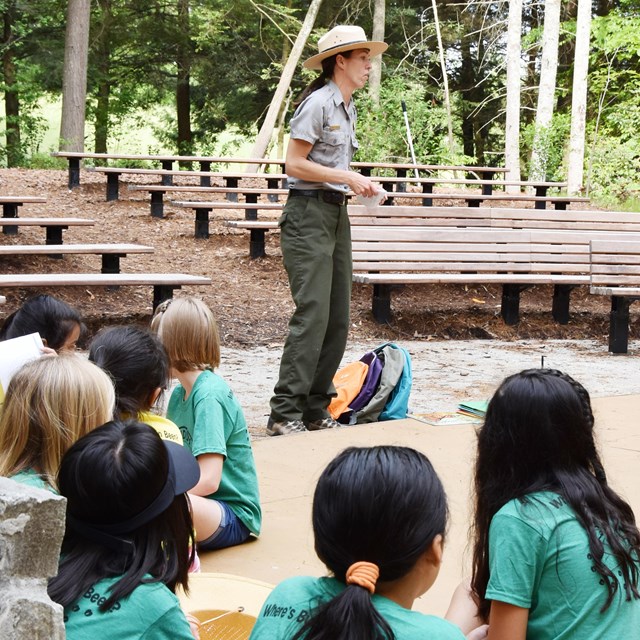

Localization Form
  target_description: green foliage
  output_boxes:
[354,77,450,164]
[586,133,640,205]
[522,114,571,182]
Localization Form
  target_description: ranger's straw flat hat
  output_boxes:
[303,25,388,70]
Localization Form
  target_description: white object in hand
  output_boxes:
[356,188,387,210]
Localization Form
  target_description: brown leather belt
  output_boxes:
[289,188,347,205]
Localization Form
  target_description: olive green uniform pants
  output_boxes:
[269,194,352,422]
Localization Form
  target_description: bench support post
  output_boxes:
[421,183,433,207]
[68,158,81,189]
[101,254,122,274]
[372,284,392,324]
[153,285,179,310]
[150,191,165,218]
[194,208,210,239]
[45,225,67,246]
[250,229,267,259]
[552,284,576,324]
[608,296,637,354]
[160,161,173,186]
[198,161,212,186]
[106,173,120,201]
[2,203,18,236]
[225,178,239,202]
[501,284,527,325]
[267,178,280,202]
[245,194,258,221]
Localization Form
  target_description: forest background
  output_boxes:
[1,0,639,209]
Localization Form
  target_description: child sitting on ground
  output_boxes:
[152,297,261,550]
[448,368,640,638]
[89,325,183,444]
[48,420,200,639]
[0,293,84,352]
[250,445,488,640]
[0,354,115,492]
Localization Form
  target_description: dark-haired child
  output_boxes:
[48,420,200,639]
[0,294,84,352]
[250,446,486,640]
[89,325,182,444]
[453,369,640,639]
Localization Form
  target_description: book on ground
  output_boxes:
[456,399,489,418]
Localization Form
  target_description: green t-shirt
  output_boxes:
[10,467,57,493]
[64,576,193,640]
[249,575,466,640]
[167,370,261,535]
[486,491,640,639]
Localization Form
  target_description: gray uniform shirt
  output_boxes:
[287,80,358,194]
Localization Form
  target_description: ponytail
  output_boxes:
[292,582,393,640]
[294,51,352,106]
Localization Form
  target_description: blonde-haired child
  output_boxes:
[0,353,115,491]
[152,297,261,550]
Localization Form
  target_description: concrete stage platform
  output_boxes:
[196,394,640,618]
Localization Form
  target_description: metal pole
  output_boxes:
[401,100,420,181]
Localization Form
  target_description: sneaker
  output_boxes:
[305,416,341,431]
[266,417,307,437]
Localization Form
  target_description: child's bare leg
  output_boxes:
[188,493,223,541]
[446,579,486,634]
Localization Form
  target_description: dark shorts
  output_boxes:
[197,500,251,551]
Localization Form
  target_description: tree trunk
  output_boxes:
[247,0,323,168]
[504,0,522,191]
[567,0,592,194]
[431,0,454,160]
[60,0,91,152]
[368,0,385,105]
[94,0,112,155]
[2,5,21,166]
[176,0,193,159]
[529,0,561,181]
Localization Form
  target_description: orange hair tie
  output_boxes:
[345,561,380,594]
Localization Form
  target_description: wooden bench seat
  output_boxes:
[381,190,588,210]
[0,243,153,272]
[0,217,95,244]
[1,196,48,236]
[0,273,211,310]
[129,185,288,217]
[52,151,285,189]
[172,201,283,240]
[88,167,286,201]
[590,240,640,353]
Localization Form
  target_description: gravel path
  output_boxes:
[218,339,640,437]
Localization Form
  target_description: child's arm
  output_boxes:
[190,453,224,496]
[486,601,528,640]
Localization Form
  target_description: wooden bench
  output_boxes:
[172,201,283,241]
[52,151,285,189]
[0,218,95,244]
[1,196,47,236]
[129,185,288,217]
[590,240,640,353]
[0,273,211,310]
[88,167,287,201]
[378,190,588,210]
[0,243,153,272]
[350,227,602,325]
[352,161,509,182]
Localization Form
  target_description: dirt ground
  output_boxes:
[1,167,638,436]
